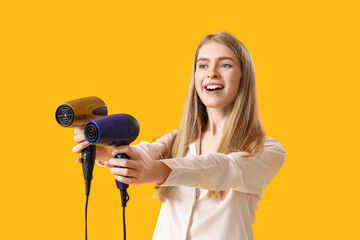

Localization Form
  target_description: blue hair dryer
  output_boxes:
[84,114,140,207]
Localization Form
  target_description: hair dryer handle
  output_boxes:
[115,153,130,190]
[82,145,96,196]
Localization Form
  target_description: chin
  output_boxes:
[202,102,229,110]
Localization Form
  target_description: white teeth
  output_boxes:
[206,84,223,90]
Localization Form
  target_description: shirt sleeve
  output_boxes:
[158,136,287,198]
[94,130,177,167]
[131,130,177,161]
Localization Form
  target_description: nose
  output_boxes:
[207,65,219,78]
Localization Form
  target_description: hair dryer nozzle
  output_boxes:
[56,104,75,127]
[85,114,140,146]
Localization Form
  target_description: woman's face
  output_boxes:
[195,41,242,112]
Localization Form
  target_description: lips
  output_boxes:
[204,83,224,94]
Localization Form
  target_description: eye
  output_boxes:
[221,64,232,68]
[198,64,207,69]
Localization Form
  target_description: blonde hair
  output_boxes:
[154,32,265,202]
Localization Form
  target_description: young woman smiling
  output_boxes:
[73,32,287,240]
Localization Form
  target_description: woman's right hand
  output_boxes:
[72,127,115,166]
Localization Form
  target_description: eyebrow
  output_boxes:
[197,57,235,62]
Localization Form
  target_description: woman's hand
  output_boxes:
[72,127,115,165]
[105,145,171,185]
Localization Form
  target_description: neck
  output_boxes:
[204,105,232,136]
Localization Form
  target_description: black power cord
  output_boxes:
[85,179,92,240]
[120,189,130,240]
[85,193,89,240]
[123,206,126,240]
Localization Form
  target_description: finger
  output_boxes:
[95,160,106,167]
[74,134,86,144]
[72,141,90,154]
[112,145,139,159]
[108,158,138,169]
[74,127,84,134]
[76,157,82,163]
[114,175,136,185]
[110,167,137,178]
[104,161,112,168]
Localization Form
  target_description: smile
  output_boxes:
[203,83,224,94]
[206,84,223,90]
[204,83,224,94]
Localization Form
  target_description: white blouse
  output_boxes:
[132,131,287,240]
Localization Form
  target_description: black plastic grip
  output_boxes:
[82,145,96,196]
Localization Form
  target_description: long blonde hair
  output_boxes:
[154,32,265,201]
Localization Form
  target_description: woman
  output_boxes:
[73,32,287,239]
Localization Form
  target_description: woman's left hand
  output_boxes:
[104,145,171,185]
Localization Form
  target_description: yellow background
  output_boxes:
[1,0,359,239]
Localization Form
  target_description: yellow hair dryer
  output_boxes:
[55,96,107,127]
[55,96,107,196]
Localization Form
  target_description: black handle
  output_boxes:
[81,145,96,196]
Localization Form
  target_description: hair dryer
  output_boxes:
[55,96,107,196]
[84,114,140,207]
